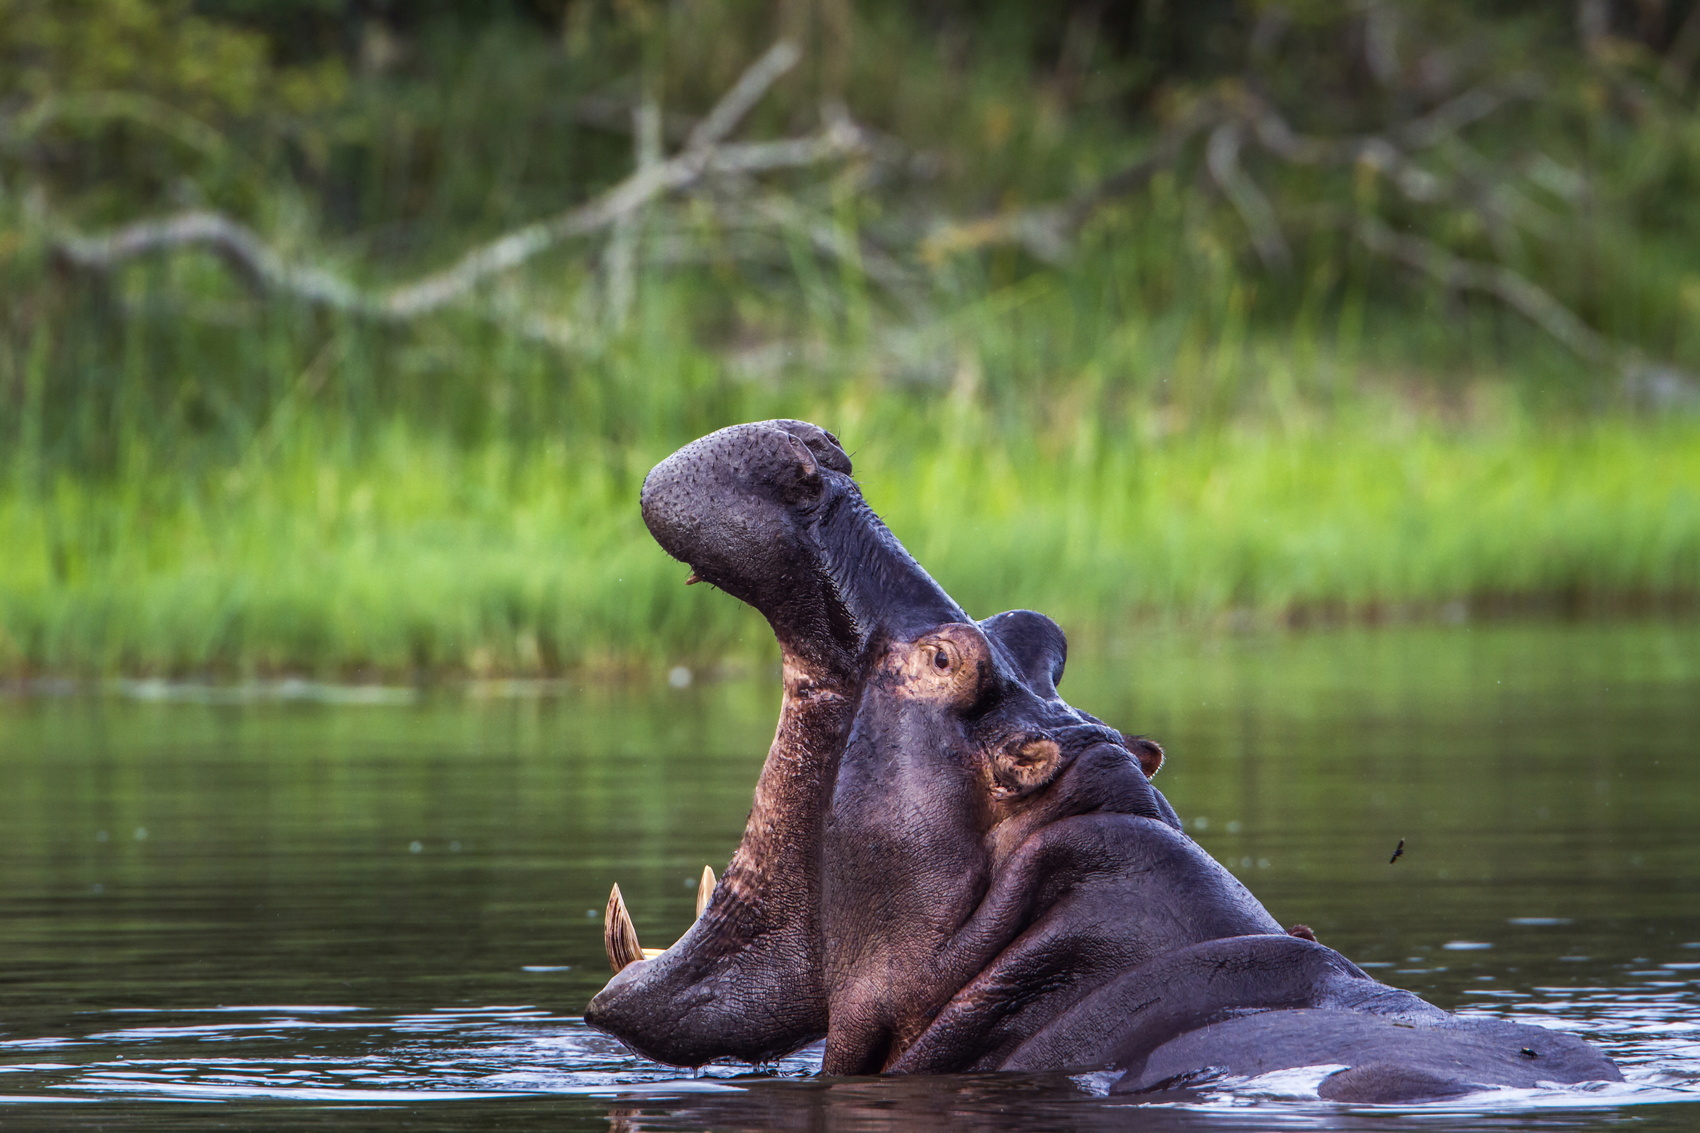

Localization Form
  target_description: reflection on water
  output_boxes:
[1,619,1697,1130]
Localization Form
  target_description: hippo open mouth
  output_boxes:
[584,419,967,1066]
[584,420,1621,1101]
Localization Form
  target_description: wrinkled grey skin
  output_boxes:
[584,420,1621,1102]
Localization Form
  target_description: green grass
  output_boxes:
[4,386,1696,679]
[3,215,1695,679]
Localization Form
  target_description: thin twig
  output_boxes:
[604,77,664,329]
[1356,217,1608,364]
[567,93,695,145]
[686,41,802,151]
[382,41,810,316]
[1395,82,1534,150]
[1206,121,1290,271]
[742,195,920,299]
[921,102,1217,262]
[1069,102,1219,224]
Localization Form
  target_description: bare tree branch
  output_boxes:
[603,78,664,329]
[29,39,1652,385]
[686,41,802,151]
[379,126,864,316]
[567,93,695,145]
[921,101,1218,262]
[1395,81,1535,150]
[1246,96,1548,258]
[1206,121,1290,271]
[49,210,378,313]
[382,41,811,316]
[42,41,871,326]
[1356,217,1608,364]
[915,79,1623,371]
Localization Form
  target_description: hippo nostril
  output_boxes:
[785,434,820,476]
[773,433,826,504]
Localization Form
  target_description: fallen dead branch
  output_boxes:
[1206,120,1289,272]
[44,41,870,328]
[26,35,1678,385]
[48,209,374,311]
[920,75,1642,374]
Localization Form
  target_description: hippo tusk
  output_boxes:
[605,878,713,971]
[697,865,716,919]
[605,884,646,973]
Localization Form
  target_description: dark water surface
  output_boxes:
[2,620,1698,1130]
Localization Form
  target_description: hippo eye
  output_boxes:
[932,649,951,672]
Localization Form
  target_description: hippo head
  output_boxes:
[816,617,1180,1073]
[583,420,1180,1070]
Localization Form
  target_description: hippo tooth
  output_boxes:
[697,865,717,919]
[605,883,645,973]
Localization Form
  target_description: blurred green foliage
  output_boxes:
[1,1,1698,676]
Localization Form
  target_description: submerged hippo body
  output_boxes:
[584,421,1620,1102]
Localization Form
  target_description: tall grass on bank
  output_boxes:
[4,395,1696,679]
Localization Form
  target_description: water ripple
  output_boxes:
[0,990,1693,1127]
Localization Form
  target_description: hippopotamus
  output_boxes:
[584,420,1621,1103]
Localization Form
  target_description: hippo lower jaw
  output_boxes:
[580,673,849,1067]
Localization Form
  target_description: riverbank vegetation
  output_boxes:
[3,1,1698,677]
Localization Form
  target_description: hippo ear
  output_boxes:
[1121,734,1164,778]
[980,610,1067,698]
[989,737,1065,800]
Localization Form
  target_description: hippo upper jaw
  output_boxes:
[639,420,965,679]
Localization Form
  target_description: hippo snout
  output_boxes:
[640,420,851,585]
[636,418,969,671]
